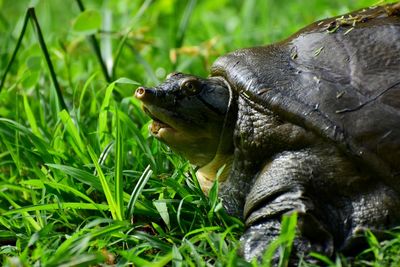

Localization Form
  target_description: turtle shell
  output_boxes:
[211,4,400,190]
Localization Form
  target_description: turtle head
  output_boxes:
[135,72,234,167]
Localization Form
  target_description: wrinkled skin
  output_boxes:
[135,3,400,263]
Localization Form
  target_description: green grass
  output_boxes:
[1,0,400,266]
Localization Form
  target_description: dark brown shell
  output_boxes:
[211,4,400,190]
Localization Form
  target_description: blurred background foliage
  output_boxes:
[0,0,378,88]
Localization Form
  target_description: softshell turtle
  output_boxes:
[135,3,400,261]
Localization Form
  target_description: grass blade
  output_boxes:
[127,165,152,216]
[114,107,124,220]
[59,109,89,164]
[78,72,98,111]
[261,213,298,267]
[28,7,67,111]
[153,200,170,229]
[176,0,197,48]
[309,252,337,266]
[88,145,121,220]
[2,202,109,216]
[278,213,297,267]
[50,221,127,265]
[46,163,102,191]
[118,111,156,169]
[98,81,115,145]
[0,118,50,161]
[0,191,41,231]
[22,93,41,137]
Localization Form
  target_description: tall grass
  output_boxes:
[1,0,399,266]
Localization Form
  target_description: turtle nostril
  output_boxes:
[135,87,160,102]
[135,87,146,99]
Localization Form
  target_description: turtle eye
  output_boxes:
[180,78,201,96]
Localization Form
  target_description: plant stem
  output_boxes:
[28,8,68,111]
[75,0,112,83]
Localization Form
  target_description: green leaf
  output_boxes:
[46,163,102,191]
[98,82,115,145]
[207,177,219,221]
[309,252,336,266]
[114,106,124,220]
[261,213,298,267]
[42,181,100,206]
[0,230,16,239]
[127,165,152,216]
[0,191,42,231]
[88,145,121,221]
[172,244,183,267]
[26,55,41,70]
[1,202,109,216]
[78,72,98,110]
[278,213,297,267]
[21,70,40,88]
[72,10,102,34]
[114,77,140,85]
[118,111,156,169]
[154,200,170,229]
[49,222,127,265]
[23,93,41,137]
[0,118,51,163]
[59,110,89,163]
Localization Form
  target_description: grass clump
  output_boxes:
[0,0,399,266]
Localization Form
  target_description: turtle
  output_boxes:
[135,2,400,262]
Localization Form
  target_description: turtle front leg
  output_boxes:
[241,213,334,263]
[240,149,336,262]
[218,96,315,218]
[218,151,260,218]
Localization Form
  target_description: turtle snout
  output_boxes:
[135,86,146,99]
[135,87,157,102]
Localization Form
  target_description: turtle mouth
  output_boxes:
[143,107,175,136]
[150,119,172,135]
